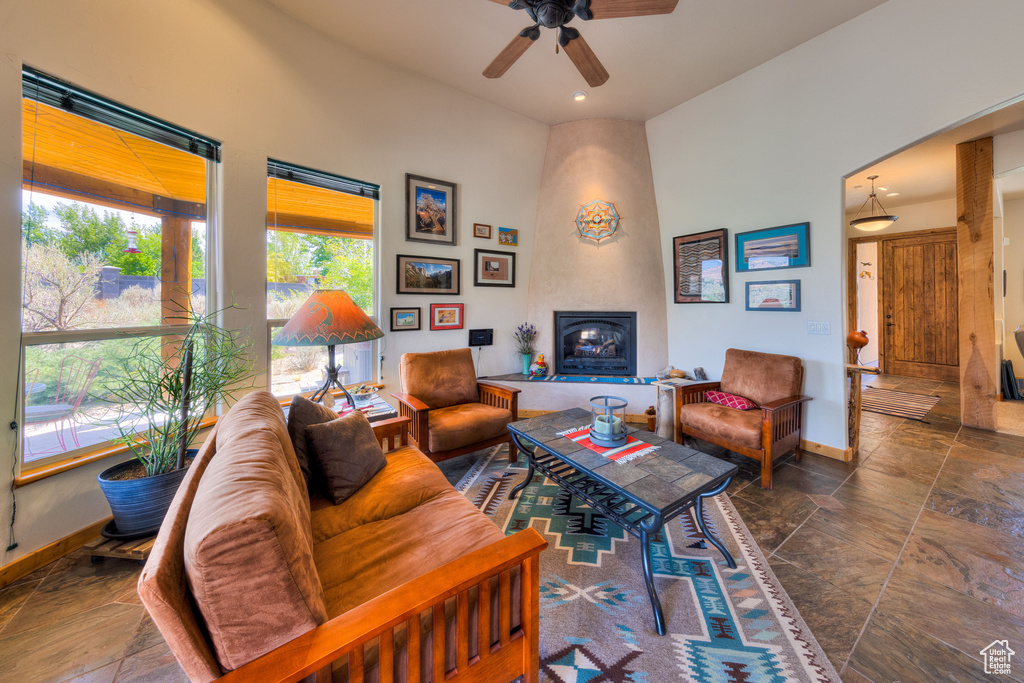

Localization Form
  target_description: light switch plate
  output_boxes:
[807,321,831,335]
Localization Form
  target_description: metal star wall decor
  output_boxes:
[576,199,619,241]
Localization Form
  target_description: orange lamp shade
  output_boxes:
[272,290,383,347]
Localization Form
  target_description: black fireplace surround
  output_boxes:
[554,311,637,377]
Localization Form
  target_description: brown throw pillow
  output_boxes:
[286,395,338,489]
[305,410,386,504]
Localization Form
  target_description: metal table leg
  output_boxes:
[508,432,535,500]
[639,519,667,636]
[695,478,737,569]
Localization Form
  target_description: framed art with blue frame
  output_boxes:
[735,222,810,272]
[745,280,801,311]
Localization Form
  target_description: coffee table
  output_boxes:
[507,407,738,635]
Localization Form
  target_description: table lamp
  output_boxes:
[272,290,383,405]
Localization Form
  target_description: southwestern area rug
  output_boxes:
[456,446,840,683]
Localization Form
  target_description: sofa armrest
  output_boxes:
[760,395,812,412]
[219,528,548,683]
[371,416,410,452]
[478,382,520,419]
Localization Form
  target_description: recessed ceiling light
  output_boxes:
[877,186,888,192]
[572,90,588,101]
[886,192,900,197]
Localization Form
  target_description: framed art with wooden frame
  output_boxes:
[673,228,729,303]
[406,174,457,246]
[390,307,421,332]
[396,254,460,295]
[745,279,801,311]
[473,249,516,287]
[473,223,491,239]
[429,303,464,330]
[735,222,810,272]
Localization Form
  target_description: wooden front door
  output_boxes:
[881,231,959,381]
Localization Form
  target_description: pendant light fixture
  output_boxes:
[849,175,898,232]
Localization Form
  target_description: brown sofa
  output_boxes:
[674,348,811,489]
[138,391,546,682]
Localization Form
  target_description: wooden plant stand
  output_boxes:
[83,534,156,565]
[847,364,882,455]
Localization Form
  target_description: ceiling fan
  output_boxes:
[483,0,679,87]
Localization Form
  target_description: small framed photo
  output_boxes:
[396,254,460,295]
[406,174,457,246]
[473,223,492,239]
[736,222,810,272]
[673,228,728,303]
[745,280,801,311]
[390,307,421,331]
[473,249,516,287]
[430,303,464,330]
[498,227,518,246]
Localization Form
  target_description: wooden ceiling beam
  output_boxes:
[22,161,206,219]
[268,212,372,239]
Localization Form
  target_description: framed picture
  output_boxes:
[498,227,518,246]
[430,303,464,330]
[736,222,810,271]
[473,249,516,287]
[396,254,460,295]
[673,228,729,303]
[390,307,421,331]
[745,280,801,311]
[473,223,492,239]
[406,174,457,246]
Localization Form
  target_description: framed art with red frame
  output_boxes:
[430,303,464,330]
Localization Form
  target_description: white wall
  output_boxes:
[0,0,549,563]
[647,0,1024,449]
[854,242,879,365]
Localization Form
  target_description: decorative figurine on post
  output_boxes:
[847,329,869,364]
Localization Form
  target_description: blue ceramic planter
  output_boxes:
[97,451,195,538]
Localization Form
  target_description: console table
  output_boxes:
[507,407,738,635]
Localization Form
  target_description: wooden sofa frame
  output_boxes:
[392,382,520,464]
[674,383,811,489]
[220,416,547,683]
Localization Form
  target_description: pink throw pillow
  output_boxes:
[705,389,757,410]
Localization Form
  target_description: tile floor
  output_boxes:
[1,374,1022,682]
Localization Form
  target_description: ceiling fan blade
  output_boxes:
[562,33,609,87]
[586,0,678,19]
[483,31,537,79]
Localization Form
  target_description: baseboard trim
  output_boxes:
[801,439,853,462]
[0,517,111,589]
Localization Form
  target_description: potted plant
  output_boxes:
[514,322,537,375]
[96,308,256,538]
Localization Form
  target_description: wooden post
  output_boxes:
[956,138,997,430]
[161,215,192,324]
[847,364,881,455]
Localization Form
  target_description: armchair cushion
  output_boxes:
[678,402,762,451]
[720,348,803,407]
[705,389,757,410]
[428,402,513,453]
[400,348,480,409]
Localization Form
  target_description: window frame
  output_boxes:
[265,160,381,399]
[19,69,221,473]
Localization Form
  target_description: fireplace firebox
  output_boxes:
[554,311,637,376]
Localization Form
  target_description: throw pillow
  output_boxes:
[286,395,338,490]
[705,389,758,410]
[305,410,386,505]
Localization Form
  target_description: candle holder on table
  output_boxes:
[589,395,627,448]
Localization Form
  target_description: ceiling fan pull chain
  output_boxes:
[555,32,559,54]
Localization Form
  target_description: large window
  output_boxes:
[266,161,379,397]
[20,68,219,467]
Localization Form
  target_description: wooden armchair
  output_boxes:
[674,348,811,489]
[392,348,521,463]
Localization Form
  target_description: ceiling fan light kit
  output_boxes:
[483,0,679,87]
[849,175,899,232]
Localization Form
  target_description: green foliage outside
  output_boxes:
[267,230,374,314]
